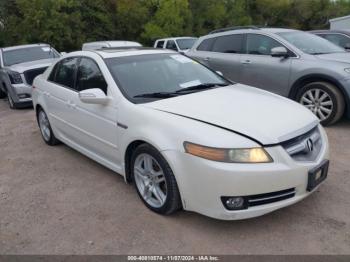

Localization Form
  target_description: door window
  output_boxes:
[76,58,108,94]
[156,41,165,48]
[246,34,283,55]
[319,34,350,49]
[52,57,78,89]
[166,40,178,51]
[212,34,244,53]
[197,38,215,51]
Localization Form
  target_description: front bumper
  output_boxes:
[162,127,329,220]
[10,83,33,106]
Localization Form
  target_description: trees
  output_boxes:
[0,0,350,51]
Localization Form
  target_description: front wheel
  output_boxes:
[131,144,182,215]
[7,94,16,109]
[297,81,345,126]
[36,108,60,146]
[0,88,6,99]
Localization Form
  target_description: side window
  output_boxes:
[54,57,78,89]
[76,58,108,94]
[246,34,283,55]
[212,34,244,53]
[48,62,59,82]
[156,41,165,48]
[321,34,350,49]
[197,38,215,51]
[166,40,178,51]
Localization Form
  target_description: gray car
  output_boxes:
[0,44,60,109]
[187,27,350,125]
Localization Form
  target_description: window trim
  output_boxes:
[244,33,298,58]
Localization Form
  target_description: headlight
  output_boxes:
[8,71,23,84]
[184,142,273,163]
[344,68,350,73]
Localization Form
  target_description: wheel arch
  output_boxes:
[124,140,149,183]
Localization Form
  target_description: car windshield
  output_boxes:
[277,31,345,55]
[176,38,197,50]
[3,46,60,66]
[105,53,229,103]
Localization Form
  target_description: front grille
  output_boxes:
[24,67,48,85]
[248,188,296,207]
[281,126,322,161]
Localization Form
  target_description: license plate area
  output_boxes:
[307,159,329,192]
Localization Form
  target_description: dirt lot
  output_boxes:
[0,100,349,255]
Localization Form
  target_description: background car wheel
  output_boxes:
[36,108,60,146]
[297,81,345,126]
[131,144,182,215]
[7,94,17,109]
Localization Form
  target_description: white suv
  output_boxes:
[154,37,198,53]
[32,48,329,220]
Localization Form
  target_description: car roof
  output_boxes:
[1,43,50,52]
[70,48,176,59]
[83,41,142,48]
[208,27,298,37]
[156,37,197,42]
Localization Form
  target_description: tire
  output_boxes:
[296,81,345,126]
[7,94,17,109]
[131,144,182,215]
[36,108,60,146]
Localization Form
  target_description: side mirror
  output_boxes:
[345,43,350,51]
[271,46,288,58]
[79,88,109,105]
[216,71,223,76]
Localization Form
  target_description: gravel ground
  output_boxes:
[0,100,349,255]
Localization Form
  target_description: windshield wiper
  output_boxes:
[175,83,229,94]
[133,92,178,98]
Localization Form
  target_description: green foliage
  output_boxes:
[1,0,350,51]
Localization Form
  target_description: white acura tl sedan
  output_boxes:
[32,48,330,220]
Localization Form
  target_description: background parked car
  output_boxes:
[310,30,350,51]
[82,41,142,51]
[154,37,198,53]
[187,27,350,125]
[0,43,60,109]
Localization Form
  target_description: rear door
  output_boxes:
[239,33,292,96]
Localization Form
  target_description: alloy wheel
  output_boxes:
[300,88,333,121]
[38,111,51,142]
[133,153,167,208]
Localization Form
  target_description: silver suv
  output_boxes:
[187,27,350,125]
[0,44,60,109]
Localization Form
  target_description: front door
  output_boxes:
[240,33,292,96]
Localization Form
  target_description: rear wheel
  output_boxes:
[36,108,60,146]
[131,144,182,215]
[297,81,345,126]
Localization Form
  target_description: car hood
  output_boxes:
[315,52,350,64]
[7,58,58,73]
[144,85,318,145]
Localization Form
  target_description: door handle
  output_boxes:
[241,60,251,65]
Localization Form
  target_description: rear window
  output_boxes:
[212,34,244,53]
[197,38,215,51]
[155,41,165,48]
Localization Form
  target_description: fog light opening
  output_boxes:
[221,196,247,210]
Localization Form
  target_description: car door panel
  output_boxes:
[240,34,292,96]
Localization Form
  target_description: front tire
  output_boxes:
[0,88,6,99]
[297,81,345,126]
[36,108,60,146]
[7,94,16,109]
[131,144,182,215]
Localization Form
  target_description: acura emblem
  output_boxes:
[306,138,314,152]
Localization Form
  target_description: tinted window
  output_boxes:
[166,40,178,51]
[176,38,197,50]
[320,34,350,49]
[76,58,107,94]
[246,34,283,55]
[212,34,244,53]
[197,38,215,51]
[156,41,165,48]
[54,57,78,89]
[3,46,60,66]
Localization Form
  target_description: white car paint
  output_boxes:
[82,41,142,51]
[32,49,330,220]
